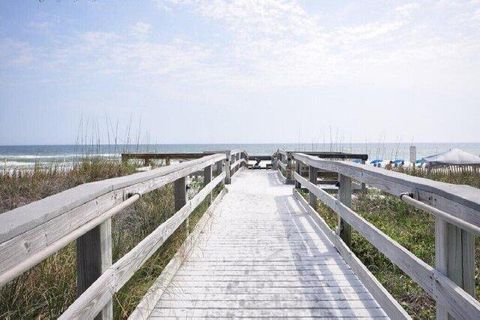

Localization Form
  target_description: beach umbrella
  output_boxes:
[423,148,480,166]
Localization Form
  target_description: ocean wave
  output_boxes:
[0,153,120,160]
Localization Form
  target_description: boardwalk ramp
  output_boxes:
[136,170,387,319]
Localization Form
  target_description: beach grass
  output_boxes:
[0,159,219,319]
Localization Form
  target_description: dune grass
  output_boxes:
[0,159,220,319]
[302,169,480,319]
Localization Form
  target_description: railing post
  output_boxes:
[286,152,294,184]
[174,176,188,233]
[204,164,212,204]
[76,220,113,320]
[242,152,248,169]
[309,166,318,207]
[272,153,278,170]
[337,174,352,247]
[224,151,231,184]
[361,160,366,191]
[295,160,301,188]
[216,160,222,176]
[435,218,475,319]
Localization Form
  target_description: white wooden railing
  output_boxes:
[0,150,248,319]
[289,152,480,320]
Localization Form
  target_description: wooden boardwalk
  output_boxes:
[3,150,479,319]
[149,170,387,319]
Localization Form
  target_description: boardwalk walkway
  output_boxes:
[149,170,387,319]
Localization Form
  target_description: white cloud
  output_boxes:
[0,39,33,66]
[131,22,152,38]
[395,2,420,16]
[3,0,480,93]
[29,21,51,32]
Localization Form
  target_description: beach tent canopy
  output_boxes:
[423,148,480,166]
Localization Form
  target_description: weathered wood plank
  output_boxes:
[294,171,480,320]
[128,189,227,320]
[0,154,226,283]
[309,165,318,206]
[294,189,410,320]
[150,308,386,318]
[149,170,386,319]
[338,174,352,247]
[154,299,382,309]
[293,153,480,227]
[204,165,213,204]
[76,220,113,320]
[435,217,476,319]
[159,292,375,301]
[161,286,371,295]
[59,172,226,319]
[230,159,245,173]
[224,151,231,184]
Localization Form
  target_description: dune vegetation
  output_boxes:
[0,159,217,319]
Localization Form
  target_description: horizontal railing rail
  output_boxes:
[292,152,480,320]
[273,149,368,186]
[0,154,226,285]
[60,172,226,319]
[0,150,249,319]
[293,153,480,226]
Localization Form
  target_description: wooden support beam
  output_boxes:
[295,161,301,189]
[76,220,112,320]
[224,151,231,185]
[309,166,318,207]
[286,153,295,185]
[435,218,476,320]
[204,165,212,204]
[174,177,187,211]
[272,153,278,170]
[174,177,188,233]
[337,174,352,247]
[361,160,366,191]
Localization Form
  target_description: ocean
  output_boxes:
[1,143,480,170]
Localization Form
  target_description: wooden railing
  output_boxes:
[0,150,248,319]
[290,152,480,320]
[273,149,368,185]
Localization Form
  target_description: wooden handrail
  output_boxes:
[292,153,480,320]
[293,153,480,227]
[59,172,226,319]
[400,194,480,235]
[0,154,226,282]
[230,158,246,172]
[0,151,245,320]
[0,194,141,287]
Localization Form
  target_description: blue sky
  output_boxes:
[0,0,479,145]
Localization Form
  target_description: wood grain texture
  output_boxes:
[293,153,480,228]
[293,189,410,320]
[0,154,226,284]
[59,172,226,319]
[338,174,352,247]
[294,171,480,320]
[76,220,112,320]
[149,170,387,319]
[129,189,228,320]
